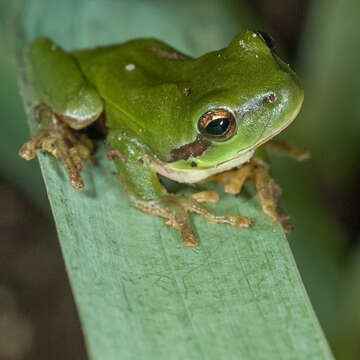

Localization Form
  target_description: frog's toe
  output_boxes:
[133,194,198,247]
[166,214,198,247]
[19,115,95,190]
[134,193,250,247]
[19,129,48,160]
[278,213,292,234]
[266,139,310,162]
[54,138,85,190]
[175,195,251,231]
[19,141,37,160]
[256,177,280,221]
[252,158,294,232]
[210,163,252,195]
[210,158,292,232]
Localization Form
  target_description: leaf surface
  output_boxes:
[13,1,334,359]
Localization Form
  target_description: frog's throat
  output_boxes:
[146,148,254,184]
[146,102,302,184]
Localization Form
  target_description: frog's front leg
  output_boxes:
[19,107,96,189]
[211,158,291,233]
[107,129,251,247]
[266,139,310,161]
[19,38,104,189]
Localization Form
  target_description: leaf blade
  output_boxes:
[13,0,334,359]
[35,145,334,360]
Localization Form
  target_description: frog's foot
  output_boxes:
[209,163,253,195]
[133,193,251,247]
[266,139,310,162]
[19,114,95,190]
[211,158,291,232]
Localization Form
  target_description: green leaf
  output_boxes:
[12,0,333,359]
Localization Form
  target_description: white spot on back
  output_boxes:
[252,33,257,38]
[125,63,135,71]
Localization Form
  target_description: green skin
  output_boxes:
[23,31,304,246]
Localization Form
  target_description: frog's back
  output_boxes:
[72,38,190,98]
[72,39,193,156]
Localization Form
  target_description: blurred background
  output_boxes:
[0,0,359,359]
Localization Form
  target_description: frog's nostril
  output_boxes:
[267,92,277,103]
[259,92,277,105]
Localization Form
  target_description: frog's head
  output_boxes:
[171,30,303,170]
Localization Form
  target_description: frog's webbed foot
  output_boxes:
[19,112,95,190]
[266,139,310,162]
[211,158,292,233]
[133,193,251,247]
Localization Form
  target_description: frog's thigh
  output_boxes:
[26,37,103,129]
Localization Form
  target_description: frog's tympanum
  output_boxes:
[20,31,306,247]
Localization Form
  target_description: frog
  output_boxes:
[19,30,306,247]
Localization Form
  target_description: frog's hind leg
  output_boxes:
[134,194,251,247]
[19,108,95,190]
[211,158,292,233]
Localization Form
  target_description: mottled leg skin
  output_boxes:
[266,139,310,161]
[252,159,292,233]
[19,108,95,190]
[211,158,292,233]
[191,190,220,203]
[133,194,251,247]
[211,163,253,195]
[107,128,251,247]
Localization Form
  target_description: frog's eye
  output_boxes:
[198,109,237,141]
[256,31,275,50]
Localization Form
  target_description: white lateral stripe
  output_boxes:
[147,150,254,184]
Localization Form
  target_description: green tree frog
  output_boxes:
[19,31,305,247]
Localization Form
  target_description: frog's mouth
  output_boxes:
[244,97,303,154]
[147,101,302,184]
[147,146,254,184]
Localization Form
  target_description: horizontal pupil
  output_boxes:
[206,118,230,135]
